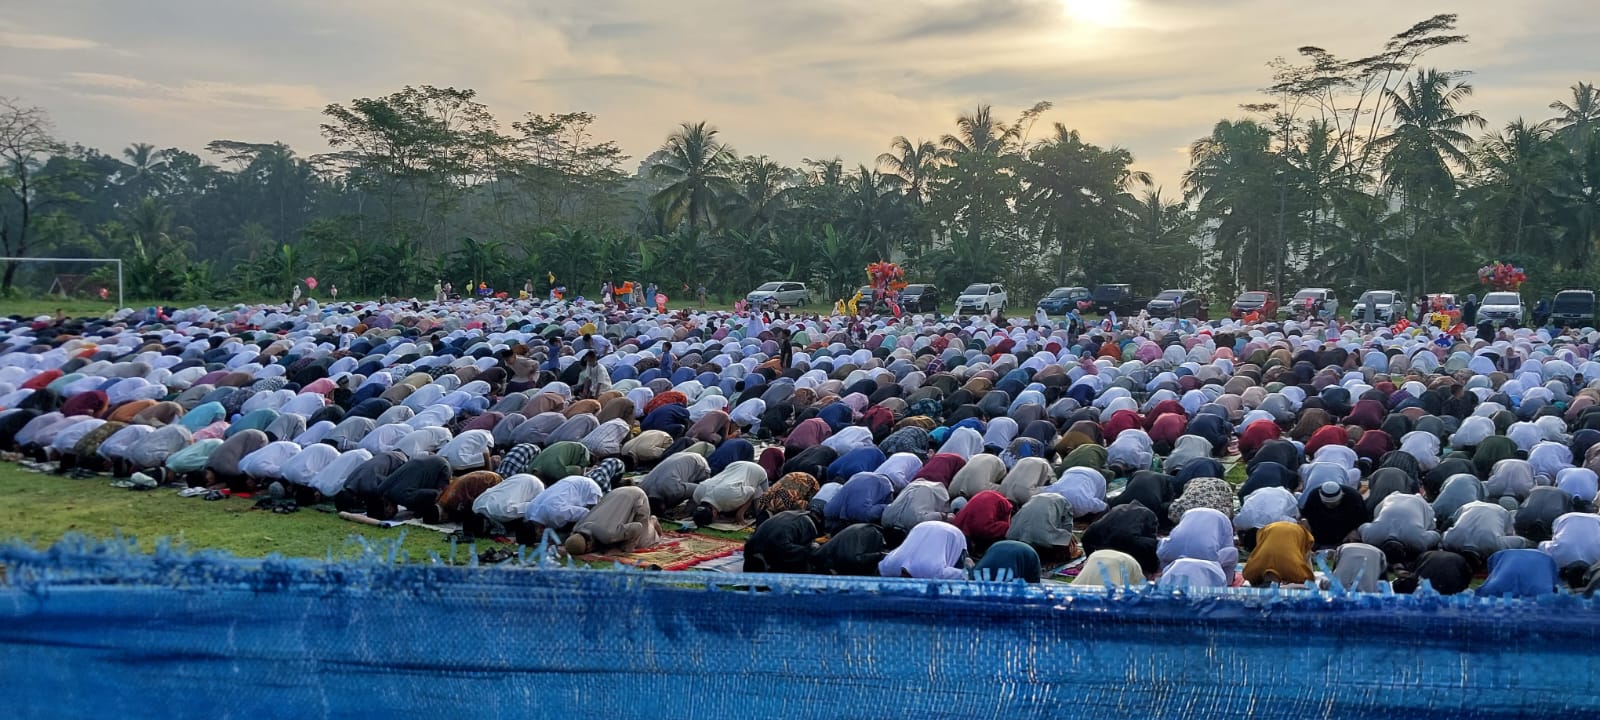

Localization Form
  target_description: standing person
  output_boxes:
[1462,293,1479,326]
[1533,297,1550,327]
[632,281,644,307]
[443,281,453,299]
[602,280,613,305]
[291,283,303,306]
[433,279,443,302]
[330,284,338,301]
[523,278,533,299]
[659,342,675,377]
[646,282,658,307]
[776,327,794,371]
[697,283,708,308]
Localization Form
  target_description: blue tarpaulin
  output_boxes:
[2,537,1599,719]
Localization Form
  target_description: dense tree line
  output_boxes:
[0,14,1595,306]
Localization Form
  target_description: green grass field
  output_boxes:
[0,463,460,561]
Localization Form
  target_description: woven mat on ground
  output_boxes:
[578,532,744,571]
[1049,555,1089,579]
[688,552,747,573]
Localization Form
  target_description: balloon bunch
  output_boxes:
[865,262,907,294]
[1478,262,1527,291]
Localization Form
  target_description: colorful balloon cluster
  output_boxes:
[1477,262,1527,291]
[865,262,907,294]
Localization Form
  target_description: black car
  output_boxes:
[1145,289,1202,318]
[1550,290,1595,328]
[899,284,939,313]
[1090,284,1148,315]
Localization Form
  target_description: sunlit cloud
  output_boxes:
[0,1,1592,187]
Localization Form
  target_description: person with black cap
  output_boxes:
[1301,481,1370,549]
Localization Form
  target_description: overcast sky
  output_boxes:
[2,0,1592,188]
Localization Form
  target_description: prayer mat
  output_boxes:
[1049,555,1089,579]
[687,552,746,573]
[578,532,744,571]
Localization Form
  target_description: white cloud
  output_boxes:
[0,30,98,51]
[0,0,1593,190]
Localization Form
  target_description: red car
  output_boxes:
[1230,290,1278,320]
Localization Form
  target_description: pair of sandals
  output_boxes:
[179,487,230,502]
[250,496,299,513]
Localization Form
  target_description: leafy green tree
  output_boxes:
[0,97,70,293]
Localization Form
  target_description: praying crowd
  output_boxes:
[6,294,1600,599]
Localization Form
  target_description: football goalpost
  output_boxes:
[0,256,124,309]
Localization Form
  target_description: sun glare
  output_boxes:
[1058,0,1131,28]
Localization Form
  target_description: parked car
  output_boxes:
[1475,292,1523,326]
[1550,289,1595,328]
[1090,284,1148,315]
[1036,286,1089,315]
[954,283,1008,315]
[1284,288,1337,319]
[1146,289,1202,318]
[746,281,811,307]
[1351,290,1405,323]
[1230,290,1277,320]
[898,284,939,312]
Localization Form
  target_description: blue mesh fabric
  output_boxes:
[2,538,1599,718]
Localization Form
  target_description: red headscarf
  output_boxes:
[1304,424,1351,459]
[912,453,967,486]
[952,490,1012,544]
[1102,409,1143,443]
[1238,419,1282,460]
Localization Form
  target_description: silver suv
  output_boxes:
[1352,290,1405,323]
[1477,292,1524,326]
[746,281,811,307]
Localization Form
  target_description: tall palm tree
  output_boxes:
[1557,127,1600,270]
[724,155,793,231]
[941,105,1018,157]
[1020,124,1148,282]
[1474,119,1561,257]
[840,164,909,260]
[877,137,942,204]
[1184,119,1281,292]
[1375,69,1485,198]
[1550,82,1600,146]
[1117,187,1199,291]
[1373,68,1484,293]
[649,121,737,233]
[936,105,1023,266]
[121,142,168,198]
